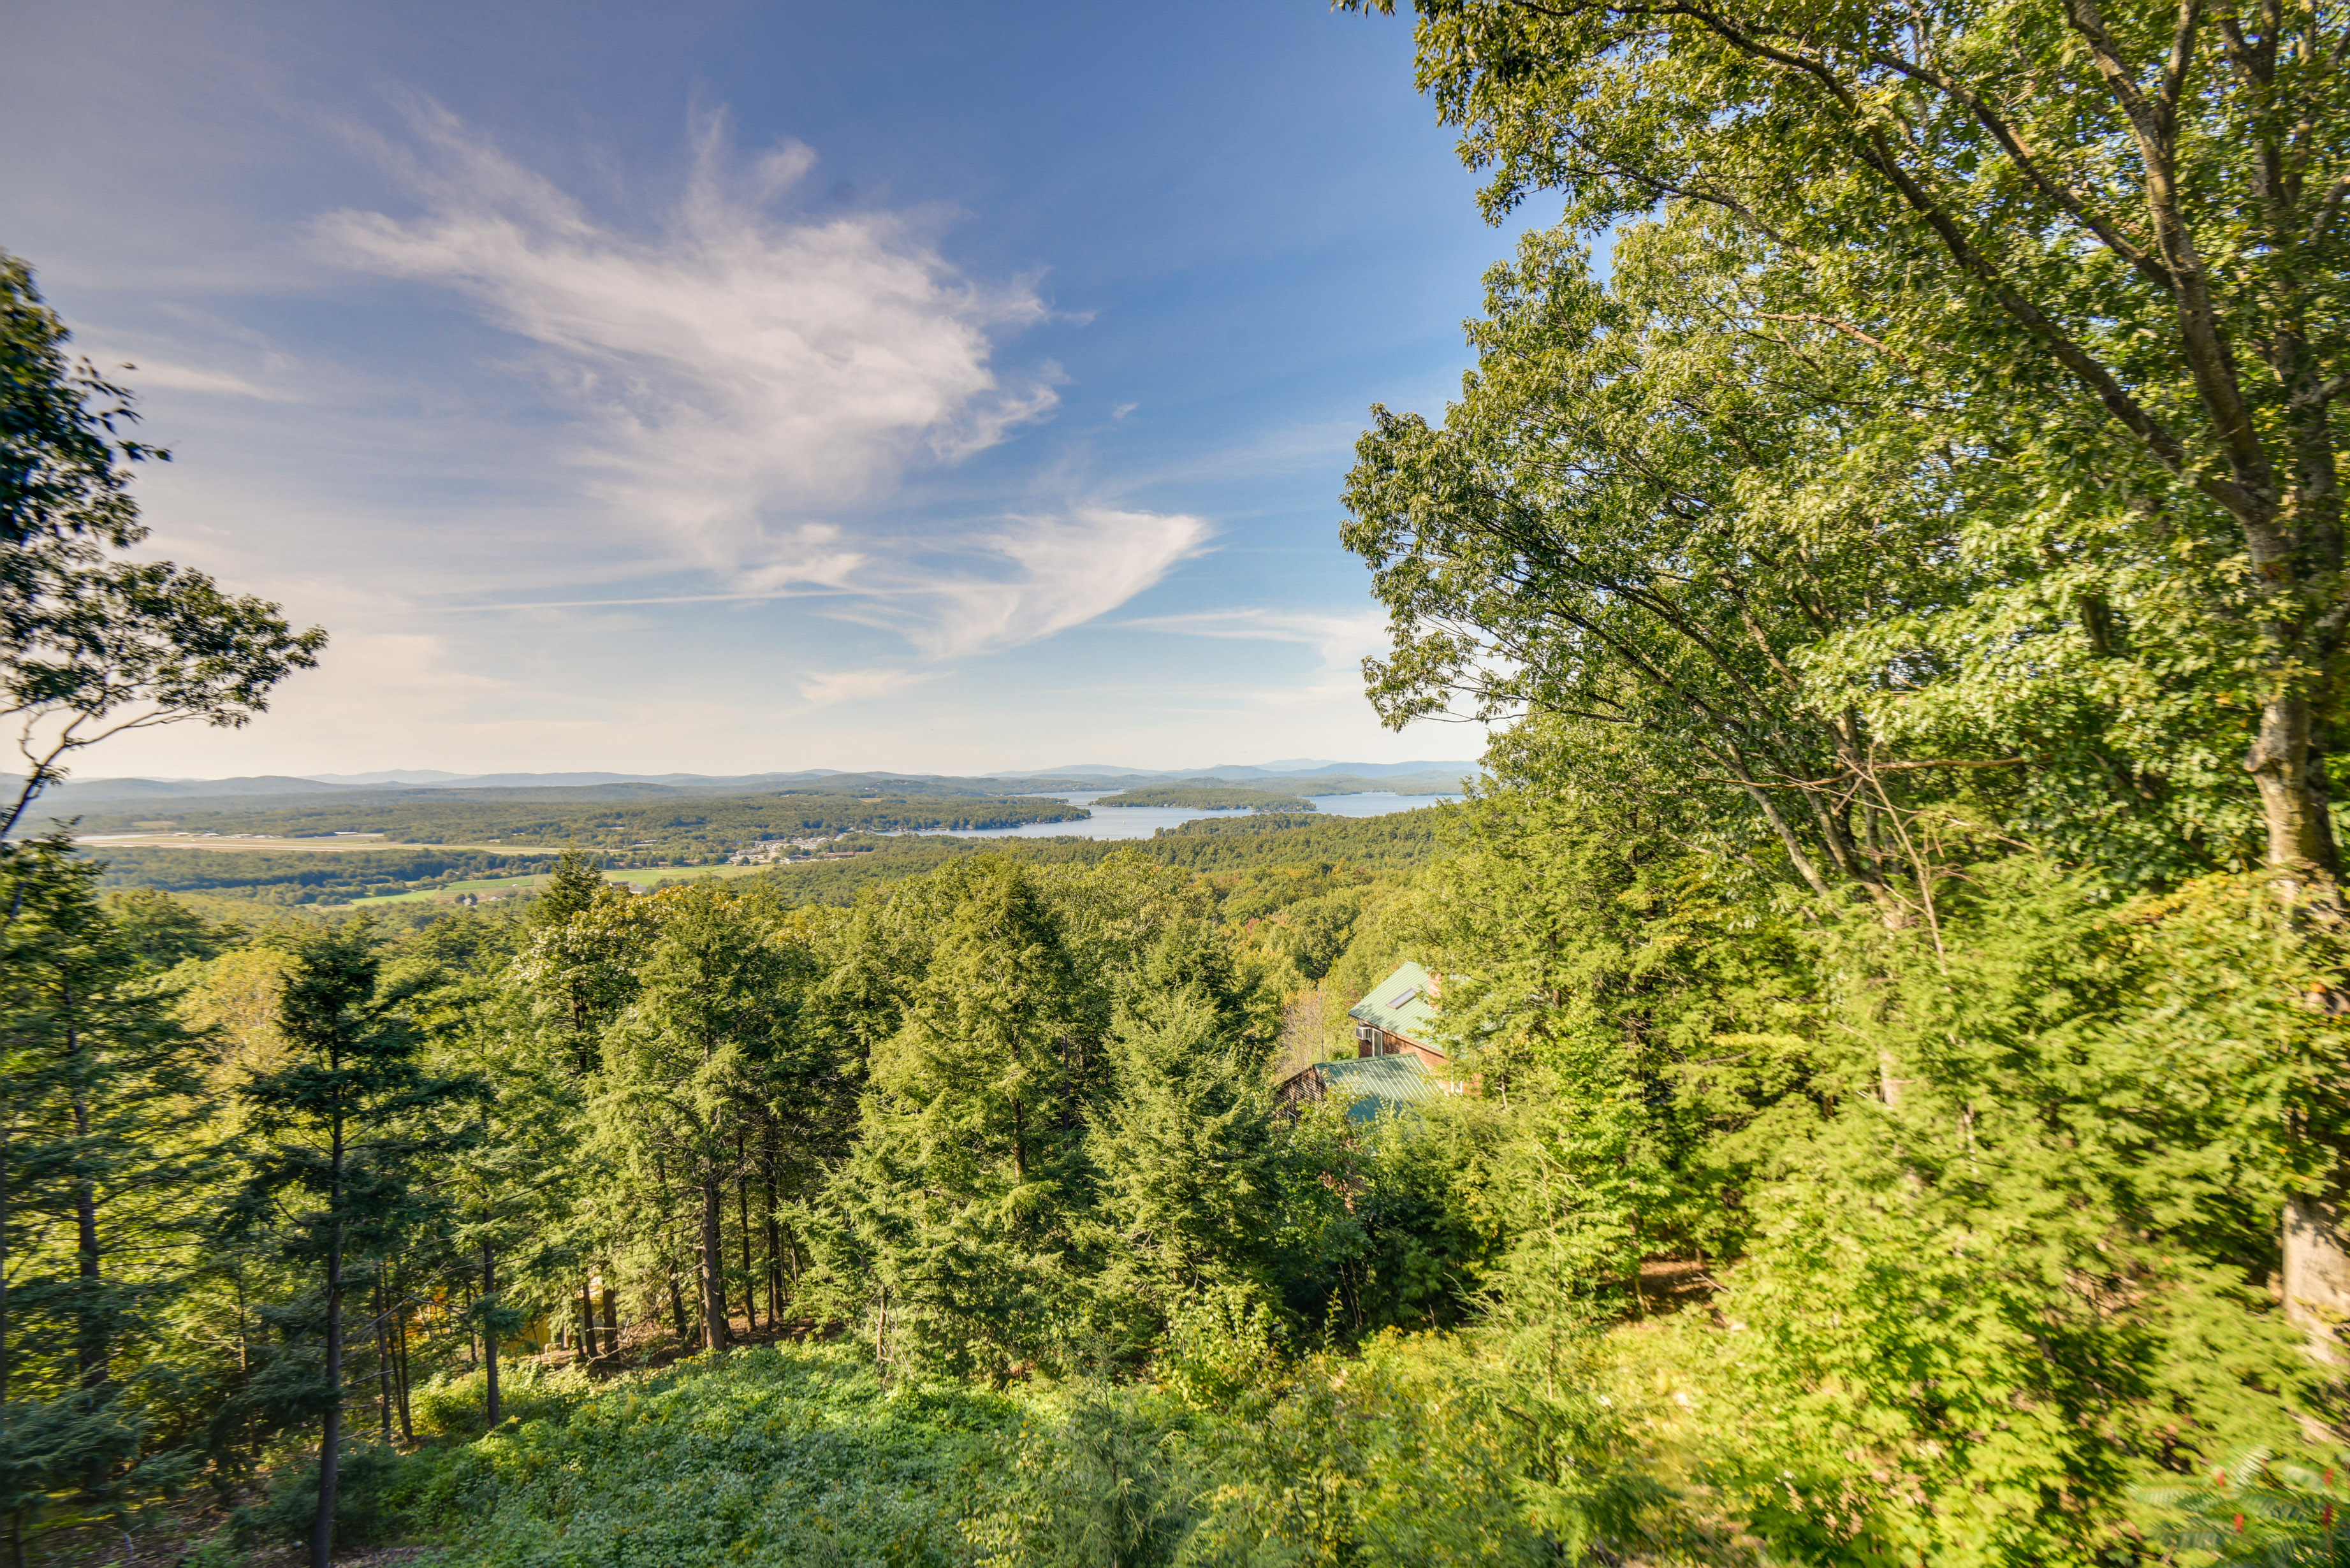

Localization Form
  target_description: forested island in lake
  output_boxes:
[1088,783,1318,810]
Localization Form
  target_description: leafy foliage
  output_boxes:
[1,252,324,835]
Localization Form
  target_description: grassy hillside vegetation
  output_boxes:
[0,843,1470,1563]
[57,788,1088,848]
[358,1330,1652,1568]
[1088,785,1317,810]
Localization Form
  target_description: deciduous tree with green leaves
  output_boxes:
[1348,0,2348,882]
[1,252,323,834]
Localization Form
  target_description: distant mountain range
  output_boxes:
[37,762,1478,807]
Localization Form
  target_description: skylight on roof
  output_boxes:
[1389,987,1420,1007]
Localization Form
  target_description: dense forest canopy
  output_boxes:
[82,846,562,907]
[52,789,1090,847]
[64,812,1448,913]
[4,0,2349,1557]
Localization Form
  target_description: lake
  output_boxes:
[923,789,1461,842]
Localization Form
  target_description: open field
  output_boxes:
[357,861,785,903]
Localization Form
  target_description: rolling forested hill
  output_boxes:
[747,809,1446,907]
[56,788,1088,845]
[71,807,1448,910]
[80,845,559,905]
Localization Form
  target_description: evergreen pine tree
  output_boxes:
[831,860,1087,1377]
[224,920,476,1568]
[592,885,797,1353]
[1084,987,1281,1339]
[0,838,210,1565]
[532,849,607,929]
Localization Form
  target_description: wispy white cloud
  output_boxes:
[1116,606,1386,672]
[428,507,1213,655]
[1109,606,1399,717]
[308,105,1208,662]
[885,507,1215,658]
[116,358,291,400]
[312,103,1057,587]
[796,666,935,706]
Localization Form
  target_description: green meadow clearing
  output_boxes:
[356,860,784,903]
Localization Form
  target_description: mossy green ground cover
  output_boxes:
[304,1323,1654,1568]
[391,1347,1018,1567]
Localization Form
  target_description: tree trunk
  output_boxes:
[2250,689,2342,883]
[71,1112,101,1391]
[374,1274,392,1444]
[393,1294,412,1446]
[599,1274,617,1359]
[2262,701,2350,1367]
[1,1118,13,1412]
[312,1089,346,1568]
[668,1271,690,1346]
[2286,1191,2350,1368]
[64,994,110,1478]
[699,1174,727,1353]
[763,1138,784,1326]
[577,1277,597,1365]
[482,1244,501,1425]
[737,1145,755,1333]
[315,1288,342,1568]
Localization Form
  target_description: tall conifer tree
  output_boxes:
[225,922,474,1568]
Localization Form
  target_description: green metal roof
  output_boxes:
[1316,1052,1447,1123]
[1347,961,1441,1047]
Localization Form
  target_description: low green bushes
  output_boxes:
[408,1361,597,1440]
[219,1325,1671,1567]
[281,1326,1665,1567]
[395,1346,1019,1567]
[973,1331,1658,1568]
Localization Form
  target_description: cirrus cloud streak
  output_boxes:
[312,103,1086,613]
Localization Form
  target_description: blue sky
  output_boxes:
[1,0,1529,777]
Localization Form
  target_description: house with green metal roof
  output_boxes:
[1277,961,1461,1122]
[1347,960,1443,1064]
